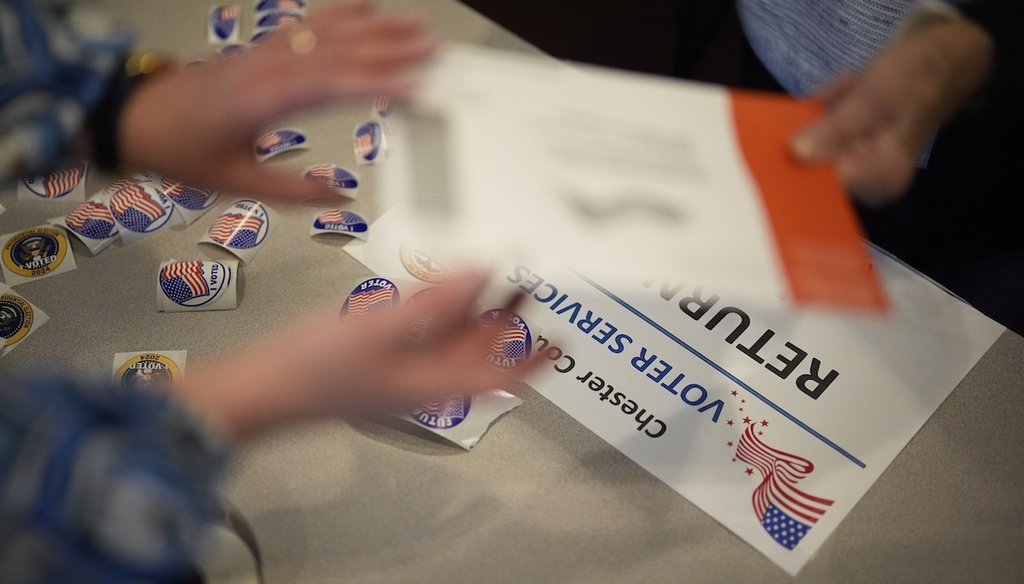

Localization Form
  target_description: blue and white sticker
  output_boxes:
[310,209,369,240]
[255,0,306,12]
[478,309,532,369]
[400,390,523,450]
[18,163,88,202]
[157,259,238,312]
[249,29,273,44]
[200,199,276,263]
[255,128,308,160]
[303,164,359,197]
[256,10,303,28]
[353,121,386,165]
[157,177,220,225]
[341,277,399,317]
[208,5,241,44]
[411,396,472,429]
[108,181,176,244]
[49,196,119,255]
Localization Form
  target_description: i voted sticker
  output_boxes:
[200,199,276,263]
[157,259,238,312]
[0,283,48,359]
[353,121,386,165]
[49,197,119,255]
[256,10,304,28]
[156,176,220,225]
[0,226,77,286]
[478,309,532,370]
[18,163,88,201]
[341,277,399,317]
[310,209,368,240]
[255,128,308,160]
[372,95,393,119]
[400,390,523,450]
[303,164,359,196]
[255,0,306,12]
[113,351,187,390]
[209,5,241,43]
[108,181,176,244]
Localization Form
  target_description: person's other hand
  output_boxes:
[118,0,437,201]
[791,11,994,206]
[178,272,539,440]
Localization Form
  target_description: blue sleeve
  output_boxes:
[0,0,133,181]
[0,378,231,583]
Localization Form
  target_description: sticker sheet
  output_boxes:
[18,163,88,202]
[200,199,277,263]
[49,197,119,255]
[0,283,48,359]
[113,350,188,389]
[0,225,77,285]
[310,209,368,240]
[157,259,239,312]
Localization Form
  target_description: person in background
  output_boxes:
[0,1,537,582]
[675,0,1023,332]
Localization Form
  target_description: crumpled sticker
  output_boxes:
[208,5,241,44]
[399,390,524,450]
[255,128,309,161]
[354,121,387,165]
[200,199,277,263]
[0,225,77,286]
[48,197,119,255]
[154,176,220,225]
[113,350,188,389]
[108,180,178,245]
[310,209,368,240]
[157,259,239,312]
[18,163,88,202]
[0,283,48,359]
[302,164,359,198]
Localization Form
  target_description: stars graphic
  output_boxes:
[742,416,752,425]
[726,419,734,426]
[730,390,738,396]
[745,468,754,476]
[727,441,734,447]
[761,419,769,427]
[759,431,764,436]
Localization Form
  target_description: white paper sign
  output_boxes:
[346,210,1004,574]
[0,225,77,285]
[113,350,188,389]
[157,259,239,312]
[0,283,48,359]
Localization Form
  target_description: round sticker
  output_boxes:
[341,277,399,317]
[22,163,86,199]
[2,227,68,278]
[313,209,367,233]
[400,244,454,283]
[0,294,34,347]
[304,164,359,190]
[158,260,231,308]
[208,200,271,249]
[65,201,117,240]
[159,177,219,211]
[116,354,183,389]
[109,183,174,233]
[353,122,383,162]
[255,129,307,158]
[478,309,532,369]
[411,396,471,429]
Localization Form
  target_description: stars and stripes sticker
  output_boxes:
[21,163,87,200]
[209,5,240,43]
[157,259,235,311]
[160,261,210,304]
[303,164,359,193]
[353,121,385,164]
[341,278,399,317]
[411,396,472,429]
[255,128,308,160]
[311,209,368,239]
[65,201,116,240]
[109,183,173,234]
[478,310,532,368]
[159,178,218,212]
[201,200,275,262]
[372,95,393,118]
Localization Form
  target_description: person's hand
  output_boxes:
[177,272,539,440]
[118,0,437,201]
[791,10,994,206]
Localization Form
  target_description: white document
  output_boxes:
[346,210,1004,574]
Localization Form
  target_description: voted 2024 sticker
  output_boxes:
[0,226,77,286]
[157,259,239,312]
[113,351,187,389]
[0,283,48,359]
[341,277,399,317]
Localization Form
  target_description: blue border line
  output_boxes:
[573,271,866,469]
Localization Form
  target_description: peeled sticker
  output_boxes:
[303,164,359,197]
[48,197,119,255]
[157,259,238,312]
[341,277,399,317]
[371,95,393,120]
[400,390,523,450]
[200,199,276,263]
[478,309,533,370]
[220,43,249,57]
[255,10,304,28]
[0,283,48,359]
[208,5,241,44]
[108,181,178,245]
[113,350,188,389]
[354,121,387,165]
[154,176,220,225]
[310,209,368,240]
[18,163,88,202]
[255,128,308,161]
[0,225,77,286]
[255,0,306,12]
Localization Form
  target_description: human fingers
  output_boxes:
[791,79,896,163]
[217,161,339,202]
[836,131,917,206]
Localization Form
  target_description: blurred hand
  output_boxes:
[791,12,993,206]
[178,272,539,440]
[118,0,437,201]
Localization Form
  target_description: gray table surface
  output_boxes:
[2,1,1023,582]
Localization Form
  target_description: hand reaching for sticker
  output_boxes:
[176,272,540,441]
[790,9,994,206]
[118,0,437,201]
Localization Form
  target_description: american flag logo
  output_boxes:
[489,325,529,360]
[256,130,305,157]
[160,178,216,211]
[208,213,265,248]
[420,397,468,418]
[212,6,239,40]
[257,132,283,150]
[103,179,137,199]
[257,11,303,28]
[109,184,167,232]
[372,96,392,118]
[735,424,835,551]
[66,201,116,239]
[24,164,86,198]
[305,165,358,189]
[353,123,381,161]
[314,209,367,232]
[345,287,396,316]
[160,261,211,305]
